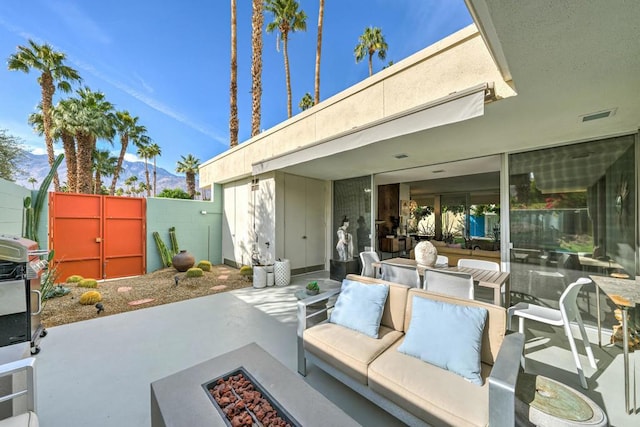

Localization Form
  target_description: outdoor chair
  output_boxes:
[380,263,421,288]
[359,251,380,278]
[457,258,500,271]
[458,258,502,303]
[435,255,449,267]
[423,268,474,299]
[0,357,38,427]
[507,277,597,389]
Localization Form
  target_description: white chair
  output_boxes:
[507,277,597,389]
[457,258,500,271]
[423,269,474,300]
[359,251,380,278]
[380,263,421,288]
[458,258,502,303]
[0,357,38,427]
[435,255,449,267]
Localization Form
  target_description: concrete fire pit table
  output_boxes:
[151,342,360,427]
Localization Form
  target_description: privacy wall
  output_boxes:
[0,178,31,236]
[146,185,223,273]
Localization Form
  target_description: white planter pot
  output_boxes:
[253,266,267,289]
[266,272,275,287]
[274,259,291,287]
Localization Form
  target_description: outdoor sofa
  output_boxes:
[297,274,524,427]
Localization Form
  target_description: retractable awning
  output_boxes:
[252,83,490,176]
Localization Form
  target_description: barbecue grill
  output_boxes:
[0,234,48,358]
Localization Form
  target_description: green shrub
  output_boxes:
[78,278,98,288]
[197,260,212,271]
[79,291,102,305]
[66,275,84,283]
[186,267,203,278]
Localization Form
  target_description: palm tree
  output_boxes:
[250,0,264,137]
[111,111,146,195]
[314,0,325,104]
[92,149,117,194]
[137,143,153,197]
[124,175,138,197]
[354,27,388,77]
[146,143,162,196]
[73,87,115,194]
[8,40,81,191]
[176,154,200,199]
[229,0,239,147]
[265,0,307,119]
[28,177,37,189]
[299,92,313,111]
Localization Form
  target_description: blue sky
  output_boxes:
[0,1,471,173]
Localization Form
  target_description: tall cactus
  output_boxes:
[24,153,64,243]
[169,226,179,255]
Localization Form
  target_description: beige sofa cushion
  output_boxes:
[345,274,410,332]
[369,339,491,427]
[0,412,39,427]
[404,289,506,366]
[304,322,403,385]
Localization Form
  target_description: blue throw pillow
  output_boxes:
[398,296,488,385]
[329,279,389,338]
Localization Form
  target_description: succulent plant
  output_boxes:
[306,281,320,292]
[197,260,212,271]
[79,291,102,305]
[66,275,84,283]
[186,267,203,278]
[78,278,98,288]
[240,265,253,276]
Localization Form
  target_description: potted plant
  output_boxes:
[306,281,320,296]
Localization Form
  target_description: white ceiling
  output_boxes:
[279,1,639,194]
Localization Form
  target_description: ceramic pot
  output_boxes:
[414,241,438,267]
[172,250,195,272]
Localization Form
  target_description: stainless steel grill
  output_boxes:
[0,234,47,355]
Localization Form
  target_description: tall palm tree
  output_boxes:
[314,0,325,104]
[92,149,117,194]
[176,154,200,199]
[354,27,388,77]
[73,87,115,194]
[124,175,138,197]
[299,92,313,111]
[250,0,264,137]
[28,177,37,189]
[146,143,162,196]
[136,143,153,197]
[7,40,81,191]
[111,111,146,195]
[229,0,239,147]
[265,0,307,119]
[28,103,78,193]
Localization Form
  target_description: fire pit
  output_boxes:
[203,368,299,427]
[150,343,359,427]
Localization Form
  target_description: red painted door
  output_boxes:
[49,193,146,281]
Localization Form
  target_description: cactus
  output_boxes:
[197,260,212,271]
[79,291,102,305]
[66,275,84,283]
[23,153,64,243]
[153,231,173,267]
[186,267,203,278]
[78,278,98,288]
[169,226,179,255]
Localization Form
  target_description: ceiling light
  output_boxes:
[432,169,445,174]
[580,108,616,122]
[394,153,408,159]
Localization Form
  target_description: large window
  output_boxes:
[333,176,372,260]
[509,135,636,326]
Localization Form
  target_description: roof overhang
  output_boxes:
[252,84,492,176]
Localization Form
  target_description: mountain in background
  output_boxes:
[13,152,190,193]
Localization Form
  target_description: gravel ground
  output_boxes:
[41,265,251,327]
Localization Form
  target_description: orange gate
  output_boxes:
[49,193,146,281]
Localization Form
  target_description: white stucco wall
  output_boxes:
[200,24,514,187]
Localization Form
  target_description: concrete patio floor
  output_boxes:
[34,271,638,426]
